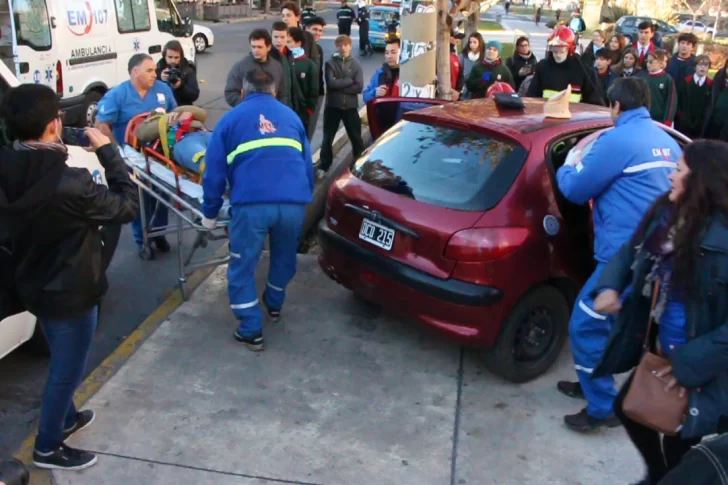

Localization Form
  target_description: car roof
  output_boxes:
[371,5,399,10]
[404,98,613,138]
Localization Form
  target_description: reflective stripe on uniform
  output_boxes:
[623,161,677,174]
[267,281,284,292]
[226,137,303,164]
[578,300,607,320]
[575,364,594,374]
[543,89,582,103]
[231,299,259,310]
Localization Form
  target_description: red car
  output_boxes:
[318,96,689,383]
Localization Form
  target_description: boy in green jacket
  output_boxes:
[465,40,515,98]
[288,27,319,132]
[676,54,712,138]
[271,21,303,111]
[643,49,677,127]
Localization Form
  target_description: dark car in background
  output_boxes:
[614,15,679,44]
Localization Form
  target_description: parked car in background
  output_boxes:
[319,96,691,383]
[614,15,679,43]
[369,4,400,50]
[678,19,715,35]
[193,23,215,53]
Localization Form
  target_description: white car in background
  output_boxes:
[193,24,215,53]
[678,19,716,35]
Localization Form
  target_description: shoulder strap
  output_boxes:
[644,277,661,351]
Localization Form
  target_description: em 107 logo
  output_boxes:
[67,1,109,36]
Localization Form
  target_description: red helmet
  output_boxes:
[548,25,576,55]
[486,82,515,99]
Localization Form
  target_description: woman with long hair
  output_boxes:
[591,139,728,485]
[608,34,626,64]
[581,29,607,67]
[458,32,485,99]
[612,48,641,77]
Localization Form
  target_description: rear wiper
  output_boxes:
[345,203,419,239]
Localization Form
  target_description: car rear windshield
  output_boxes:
[351,121,528,211]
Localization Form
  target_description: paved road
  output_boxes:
[0,10,381,458]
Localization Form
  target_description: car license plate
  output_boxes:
[359,219,395,251]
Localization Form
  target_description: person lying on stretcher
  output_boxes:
[135,105,212,177]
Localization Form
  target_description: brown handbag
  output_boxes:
[622,278,688,436]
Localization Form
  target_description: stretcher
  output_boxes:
[120,112,230,299]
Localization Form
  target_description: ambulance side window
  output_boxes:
[115,0,152,33]
[12,0,52,51]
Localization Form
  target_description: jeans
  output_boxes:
[319,107,364,172]
[227,204,306,337]
[35,306,98,452]
[614,373,702,483]
[131,192,169,247]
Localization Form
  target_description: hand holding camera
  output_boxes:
[162,66,183,89]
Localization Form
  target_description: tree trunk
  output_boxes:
[713,0,722,40]
[465,2,480,42]
[398,0,437,98]
[436,0,452,100]
[264,0,271,15]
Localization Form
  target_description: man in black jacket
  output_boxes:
[337,0,355,35]
[320,35,364,175]
[0,84,138,471]
[156,40,200,106]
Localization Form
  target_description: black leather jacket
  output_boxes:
[0,144,138,320]
[156,57,200,106]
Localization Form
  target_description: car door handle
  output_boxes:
[18,62,29,74]
[148,45,162,54]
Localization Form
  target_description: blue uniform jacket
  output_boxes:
[363,66,386,103]
[202,93,314,219]
[557,107,680,263]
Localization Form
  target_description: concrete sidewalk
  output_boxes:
[57,255,642,485]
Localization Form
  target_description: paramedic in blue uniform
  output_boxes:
[200,70,314,351]
[555,77,681,432]
[95,53,177,258]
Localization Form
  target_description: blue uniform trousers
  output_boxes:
[228,203,306,336]
[569,262,618,419]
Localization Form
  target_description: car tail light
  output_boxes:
[445,227,529,262]
[55,60,63,95]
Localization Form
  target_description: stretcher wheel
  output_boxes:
[139,244,154,261]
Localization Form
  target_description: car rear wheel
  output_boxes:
[484,286,569,383]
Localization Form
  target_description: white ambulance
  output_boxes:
[0,60,112,360]
[0,0,196,127]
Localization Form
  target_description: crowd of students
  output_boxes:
[452,18,727,143]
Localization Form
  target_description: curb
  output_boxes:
[12,243,227,481]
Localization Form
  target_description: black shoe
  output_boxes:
[262,293,281,322]
[233,330,264,351]
[63,409,95,440]
[33,443,98,471]
[564,408,622,432]
[152,236,171,253]
[0,459,29,485]
[557,380,585,399]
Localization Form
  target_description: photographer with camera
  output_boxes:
[157,40,200,106]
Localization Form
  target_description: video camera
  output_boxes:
[167,66,182,85]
